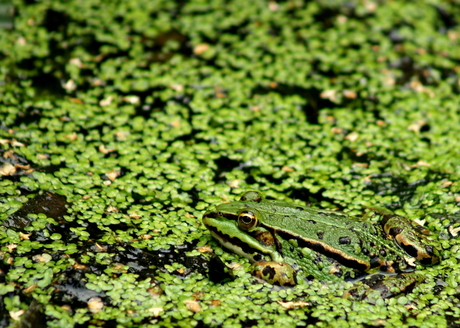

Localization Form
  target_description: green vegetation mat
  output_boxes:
[1,0,459,327]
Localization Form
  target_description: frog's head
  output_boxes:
[202,192,281,263]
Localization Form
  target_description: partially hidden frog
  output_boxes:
[202,191,439,298]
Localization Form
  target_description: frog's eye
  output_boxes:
[240,191,263,203]
[238,211,258,230]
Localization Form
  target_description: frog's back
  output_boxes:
[255,201,410,273]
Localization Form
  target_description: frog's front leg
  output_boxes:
[344,272,424,302]
[251,261,297,286]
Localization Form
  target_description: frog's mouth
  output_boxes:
[209,228,266,263]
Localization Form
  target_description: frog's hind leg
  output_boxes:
[344,272,423,303]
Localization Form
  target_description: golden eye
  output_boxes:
[238,211,258,230]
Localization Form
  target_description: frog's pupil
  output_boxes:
[241,213,253,223]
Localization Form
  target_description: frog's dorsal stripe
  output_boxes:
[273,229,371,272]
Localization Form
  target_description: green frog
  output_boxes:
[202,191,439,298]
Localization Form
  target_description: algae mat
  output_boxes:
[1,1,460,327]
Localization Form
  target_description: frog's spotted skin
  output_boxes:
[203,191,439,288]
